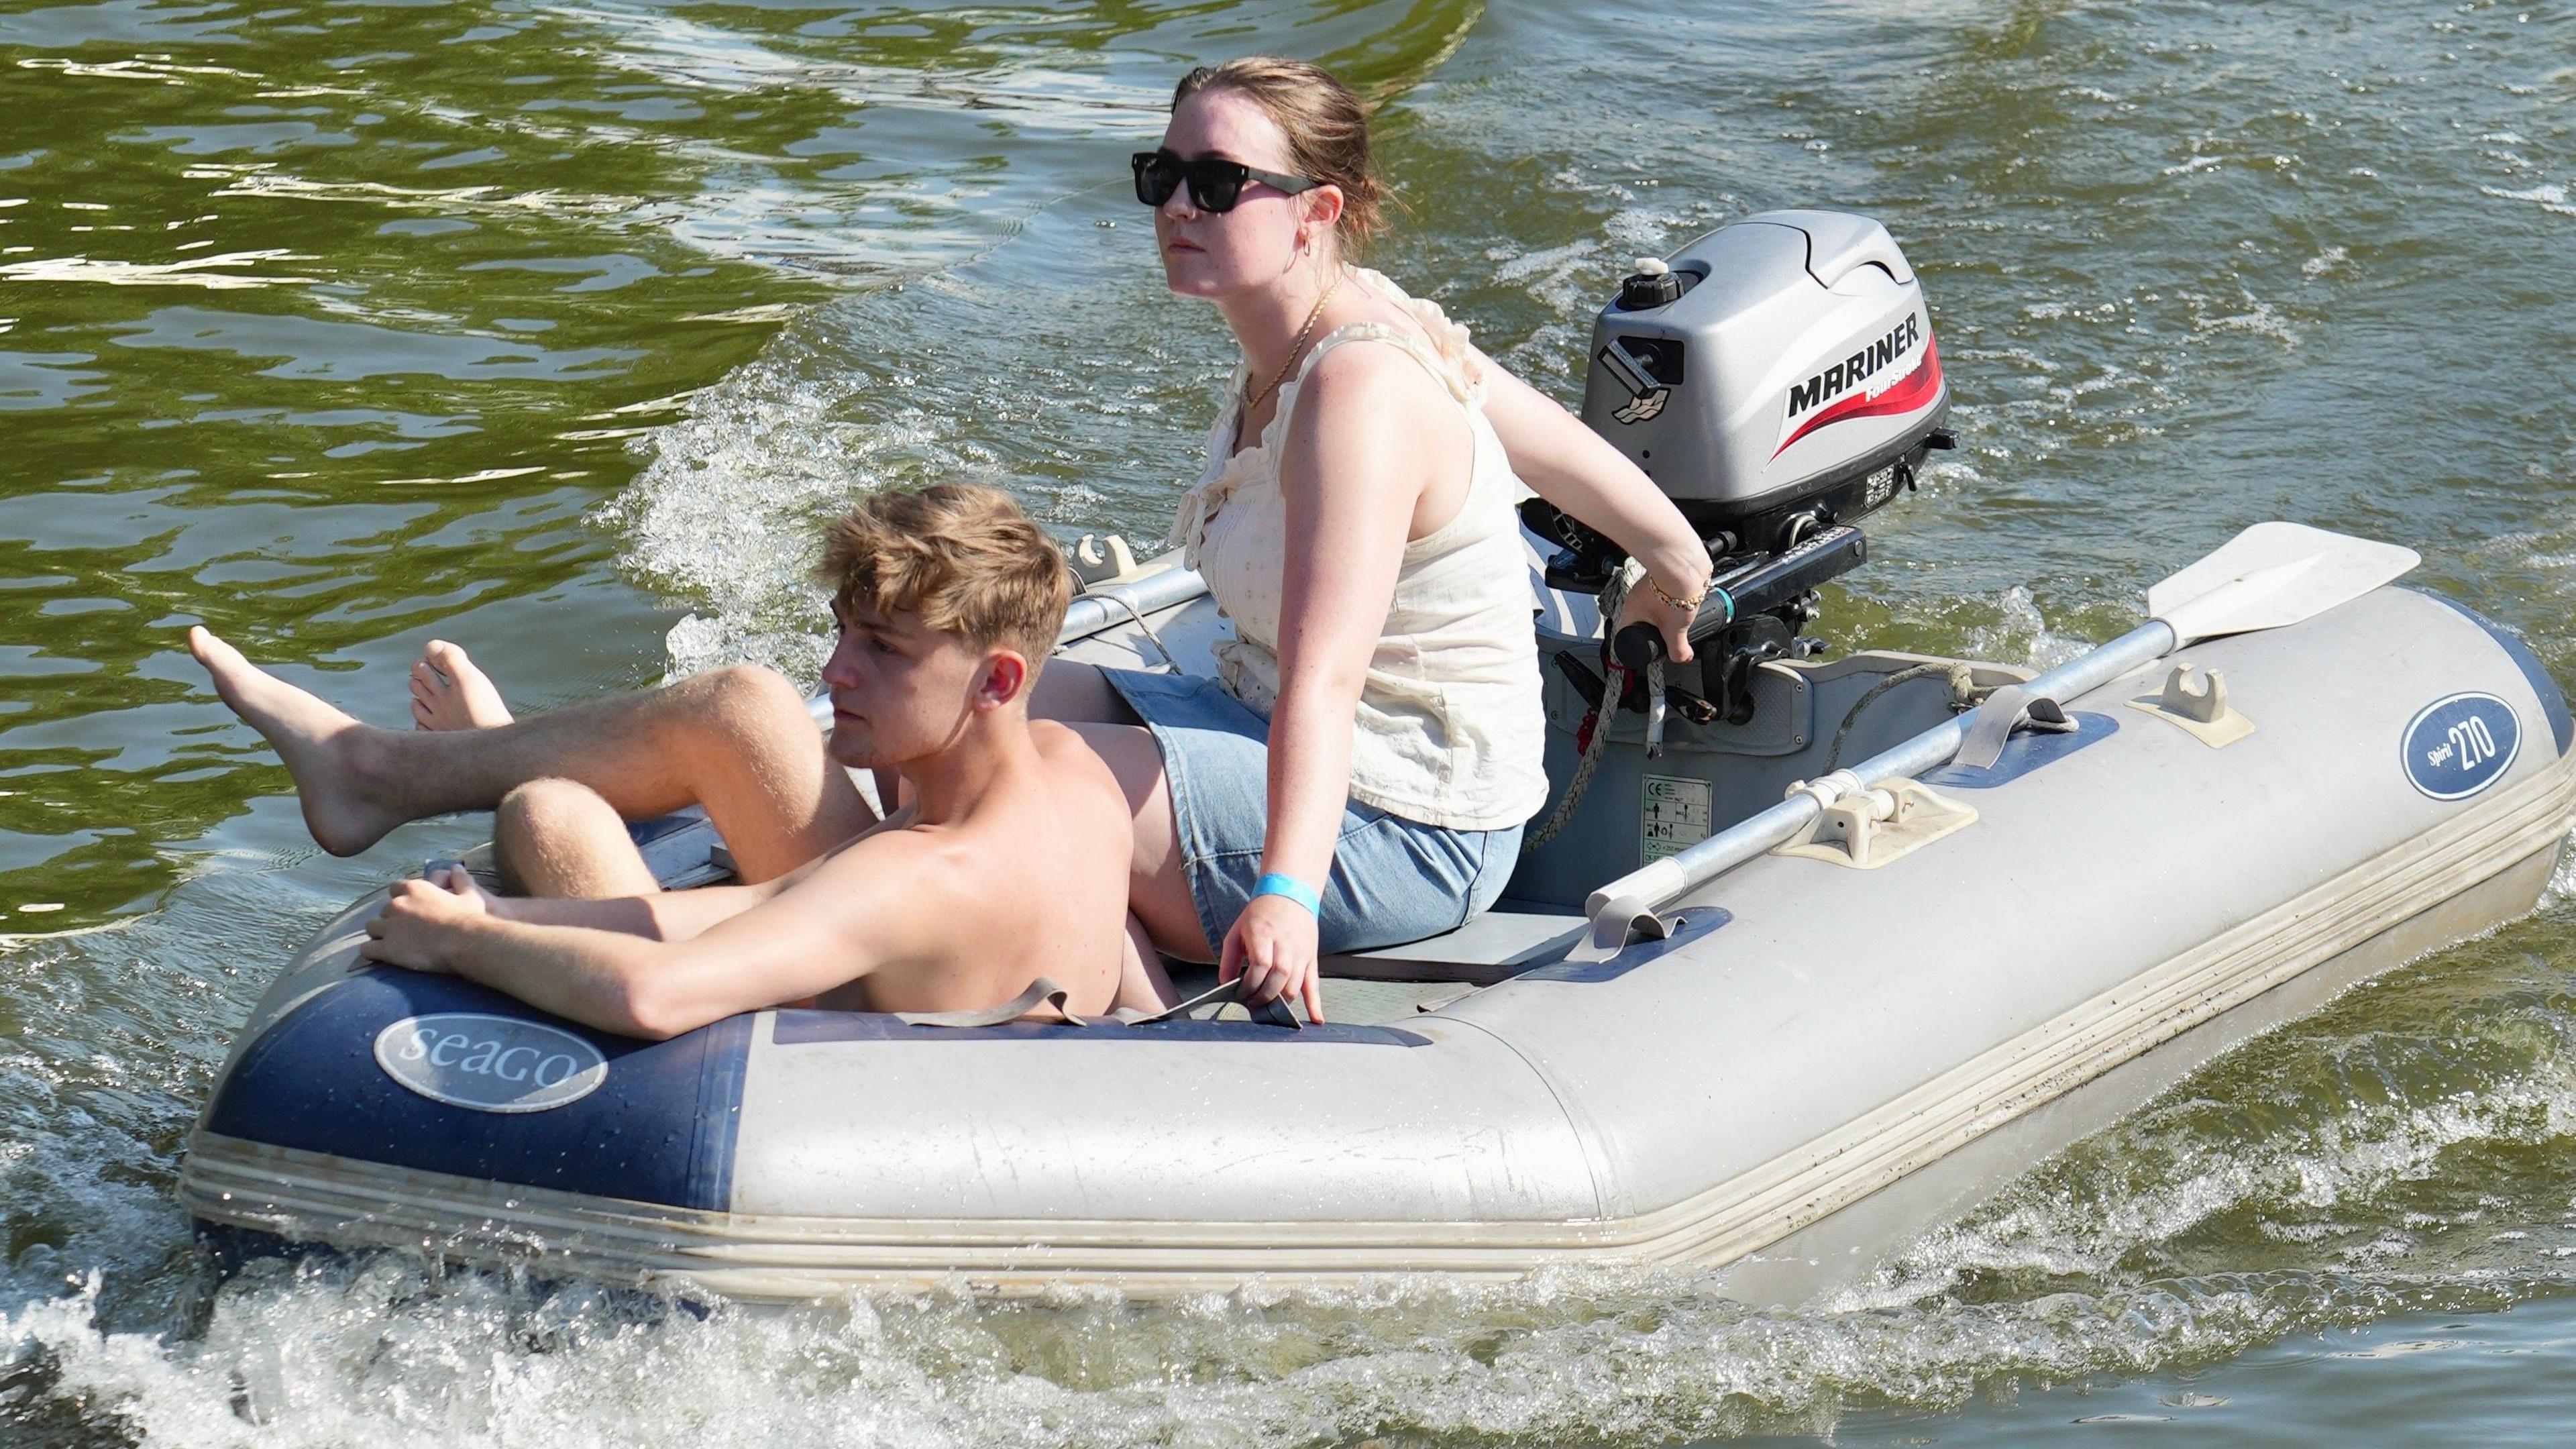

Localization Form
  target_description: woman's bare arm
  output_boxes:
[1226,343,1438,1019]
[1476,350,1713,657]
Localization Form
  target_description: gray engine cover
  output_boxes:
[1581,210,1946,515]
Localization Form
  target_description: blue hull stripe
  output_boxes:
[2414,588,2575,758]
[769,1012,1429,1047]
[1923,710,2119,790]
[204,969,749,1212]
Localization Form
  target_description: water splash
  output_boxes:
[9,1245,2575,1449]
[2546,835,2576,911]
[595,329,909,682]
[595,194,1225,684]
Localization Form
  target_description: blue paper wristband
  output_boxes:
[1251,872,1323,916]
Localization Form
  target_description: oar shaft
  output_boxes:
[1583,621,2178,919]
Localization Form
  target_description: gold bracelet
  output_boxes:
[1646,574,1706,613]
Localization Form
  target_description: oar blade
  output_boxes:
[2147,522,2418,645]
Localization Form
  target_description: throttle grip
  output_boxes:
[1612,621,1667,675]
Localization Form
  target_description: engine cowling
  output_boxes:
[1577,209,1950,554]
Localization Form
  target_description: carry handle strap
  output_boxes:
[898,976,1305,1032]
[1952,684,2076,771]
[1121,978,1303,1030]
[897,976,1078,1028]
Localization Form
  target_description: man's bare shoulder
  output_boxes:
[801,726,1118,885]
[804,807,940,881]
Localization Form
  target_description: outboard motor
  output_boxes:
[1525,210,1952,725]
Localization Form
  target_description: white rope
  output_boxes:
[1525,564,1662,852]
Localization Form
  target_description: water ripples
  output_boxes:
[5,0,2576,1442]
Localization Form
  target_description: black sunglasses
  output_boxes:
[1131,148,1317,213]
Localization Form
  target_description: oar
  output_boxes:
[1572,523,2420,954]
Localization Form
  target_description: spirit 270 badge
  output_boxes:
[2400,692,2521,801]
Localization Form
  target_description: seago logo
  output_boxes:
[373,1013,608,1113]
[2400,692,2522,801]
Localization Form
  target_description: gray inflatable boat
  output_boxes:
[179,214,2576,1303]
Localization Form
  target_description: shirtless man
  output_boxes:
[189,483,1165,1035]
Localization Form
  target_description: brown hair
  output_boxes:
[1173,56,1387,252]
[815,483,1071,667]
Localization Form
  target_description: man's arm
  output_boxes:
[368,896,709,1038]
[483,825,867,939]
[364,841,943,1038]
[492,876,790,941]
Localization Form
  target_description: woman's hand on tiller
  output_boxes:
[1614,576,1703,665]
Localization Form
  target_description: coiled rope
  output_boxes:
[1524,562,1662,852]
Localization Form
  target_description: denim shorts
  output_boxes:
[1100,667,1523,958]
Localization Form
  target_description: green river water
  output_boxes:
[5,0,2576,1442]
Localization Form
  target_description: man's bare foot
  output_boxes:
[410,639,514,730]
[188,626,409,857]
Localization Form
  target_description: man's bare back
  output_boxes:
[797,721,1137,1016]
[358,712,1143,1032]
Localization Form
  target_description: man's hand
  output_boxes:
[1220,894,1326,1024]
[361,865,494,974]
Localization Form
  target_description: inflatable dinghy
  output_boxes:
[180,214,2576,1302]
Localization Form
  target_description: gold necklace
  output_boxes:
[1243,268,1344,415]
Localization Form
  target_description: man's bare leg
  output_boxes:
[494,778,659,898]
[1027,657,1142,729]
[411,639,513,729]
[1067,717,1212,962]
[188,627,871,881]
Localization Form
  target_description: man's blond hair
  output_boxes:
[816,484,1071,668]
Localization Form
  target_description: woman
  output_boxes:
[399,57,1713,1024]
[1031,57,1713,1020]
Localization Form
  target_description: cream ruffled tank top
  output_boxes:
[1169,268,1548,833]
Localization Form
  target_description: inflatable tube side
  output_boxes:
[1447,586,2576,1225]
[724,1013,1603,1223]
[205,969,750,1212]
[2413,587,2574,756]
